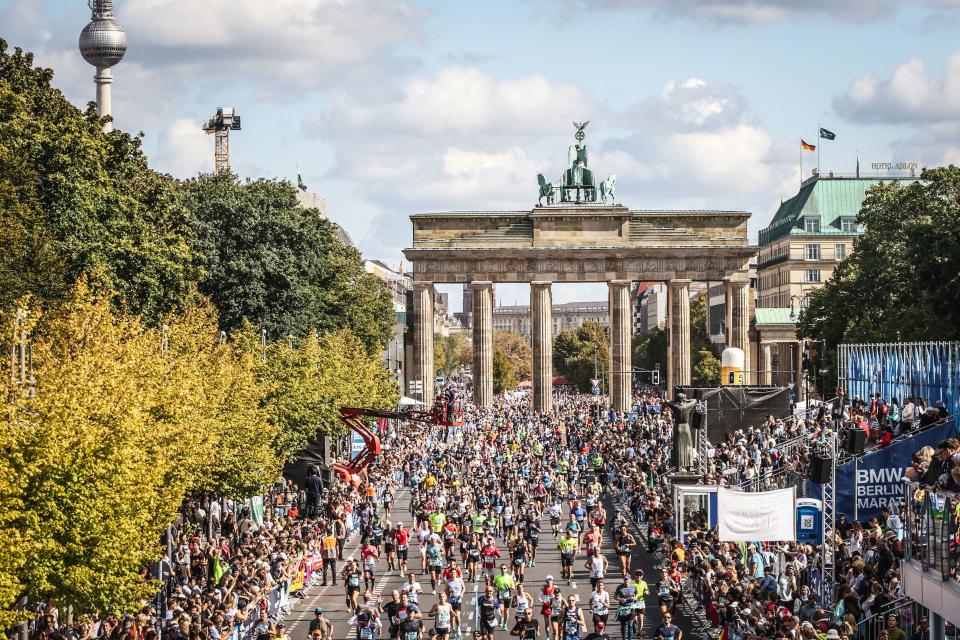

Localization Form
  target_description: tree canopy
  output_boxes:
[553,321,608,392]
[493,331,532,393]
[182,175,393,353]
[0,41,197,324]
[799,167,960,348]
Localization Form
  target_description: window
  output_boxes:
[805,269,821,283]
[805,244,821,260]
[841,218,857,232]
[835,243,847,261]
[804,217,821,233]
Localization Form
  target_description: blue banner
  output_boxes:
[810,419,956,521]
[841,342,959,419]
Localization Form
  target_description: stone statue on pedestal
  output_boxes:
[666,393,699,471]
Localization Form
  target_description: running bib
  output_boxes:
[349,575,360,586]
[405,633,417,640]
[360,629,373,640]
[565,621,579,634]
[484,555,495,564]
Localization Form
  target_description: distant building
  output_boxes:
[363,259,410,391]
[492,300,608,341]
[753,173,918,393]
[633,282,664,335]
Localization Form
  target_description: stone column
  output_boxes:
[412,282,435,404]
[608,280,632,414]
[667,279,692,395]
[762,343,772,385]
[531,281,553,413]
[724,274,751,383]
[472,281,494,408]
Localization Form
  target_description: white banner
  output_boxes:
[717,487,796,542]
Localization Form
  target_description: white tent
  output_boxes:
[398,396,424,406]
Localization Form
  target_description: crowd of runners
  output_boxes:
[23,384,952,640]
[335,391,684,640]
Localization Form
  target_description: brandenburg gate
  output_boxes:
[403,124,756,413]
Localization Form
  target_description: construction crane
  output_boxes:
[202,107,241,174]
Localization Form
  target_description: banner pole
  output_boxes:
[853,457,858,523]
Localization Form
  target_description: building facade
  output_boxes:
[492,300,609,342]
[363,260,410,391]
[753,174,917,395]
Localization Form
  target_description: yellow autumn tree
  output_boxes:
[261,328,399,460]
[0,282,280,621]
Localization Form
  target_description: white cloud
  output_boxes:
[834,50,960,171]
[151,118,214,177]
[564,0,955,24]
[835,52,960,123]
[121,0,426,94]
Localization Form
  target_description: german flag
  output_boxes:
[801,140,816,151]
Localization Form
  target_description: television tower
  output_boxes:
[202,108,242,174]
[78,0,127,133]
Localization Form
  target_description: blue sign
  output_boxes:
[810,418,956,521]
[350,431,365,461]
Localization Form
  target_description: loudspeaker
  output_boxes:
[842,428,867,455]
[807,454,833,484]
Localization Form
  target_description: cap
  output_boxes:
[315,608,324,614]
[545,575,554,581]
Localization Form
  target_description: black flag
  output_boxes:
[819,127,836,140]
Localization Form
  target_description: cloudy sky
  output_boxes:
[3,0,959,309]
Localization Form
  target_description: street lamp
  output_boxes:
[788,294,806,321]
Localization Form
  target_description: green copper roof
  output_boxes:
[754,307,795,325]
[759,176,918,245]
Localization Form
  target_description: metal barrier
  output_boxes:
[903,480,959,582]
[855,596,920,640]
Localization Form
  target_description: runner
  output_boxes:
[510,608,540,640]
[557,530,577,586]
[632,569,649,636]
[429,592,453,640]
[615,574,638,640]
[539,576,562,640]
[481,536,502,580]
[589,580,610,635]
[343,557,363,611]
[492,564,517,629]
[445,565,466,638]
[583,547,608,589]
[476,585,501,640]
[615,524,637,577]
[559,596,586,640]
[395,522,411,576]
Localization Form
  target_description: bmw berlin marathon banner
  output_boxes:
[811,418,957,521]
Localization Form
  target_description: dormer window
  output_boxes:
[804,217,820,233]
[840,217,857,232]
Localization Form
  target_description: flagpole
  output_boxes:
[800,140,803,188]
[817,123,821,175]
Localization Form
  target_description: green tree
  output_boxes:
[633,326,667,376]
[798,168,960,385]
[182,174,393,353]
[435,333,469,376]
[492,331,531,393]
[553,321,608,392]
[692,349,721,387]
[689,294,720,386]
[0,41,197,324]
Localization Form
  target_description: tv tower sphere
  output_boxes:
[79,1,127,68]
[79,0,126,132]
